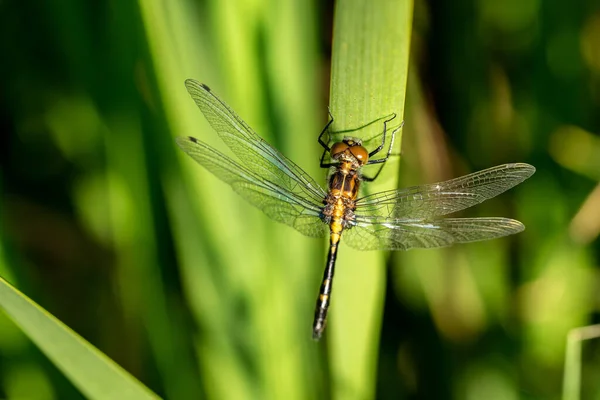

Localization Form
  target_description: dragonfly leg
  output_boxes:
[319,110,335,168]
[320,157,337,169]
[367,113,397,158]
[362,123,403,182]
[318,109,334,151]
[366,119,403,164]
[361,164,387,182]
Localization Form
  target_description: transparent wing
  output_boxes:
[355,163,535,223]
[176,136,327,238]
[343,218,524,251]
[185,79,327,205]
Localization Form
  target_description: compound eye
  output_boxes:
[350,145,369,164]
[330,142,349,158]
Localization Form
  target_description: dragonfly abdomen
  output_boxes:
[313,167,361,340]
[312,196,350,340]
[312,243,336,339]
[312,223,343,340]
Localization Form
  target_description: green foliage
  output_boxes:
[0,0,599,399]
[0,277,158,399]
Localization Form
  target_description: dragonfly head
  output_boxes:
[330,138,369,165]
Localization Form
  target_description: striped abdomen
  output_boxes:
[312,164,359,340]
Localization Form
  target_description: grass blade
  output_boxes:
[563,324,600,400]
[0,276,159,400]
[328,0,413,399]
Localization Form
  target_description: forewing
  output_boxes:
[343,217,524,251]
[176,136,327,238]
[185,79,326,205]
[355,163,535,223]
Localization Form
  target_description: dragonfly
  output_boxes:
[176,79,536,340]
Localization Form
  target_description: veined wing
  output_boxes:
[343,218,524,251]
[176,136,327,238]
[355,163,535,223]
[185,79,327,205]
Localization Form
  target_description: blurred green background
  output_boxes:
[1,0,599,399]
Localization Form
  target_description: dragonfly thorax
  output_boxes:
[330,138,369,166]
